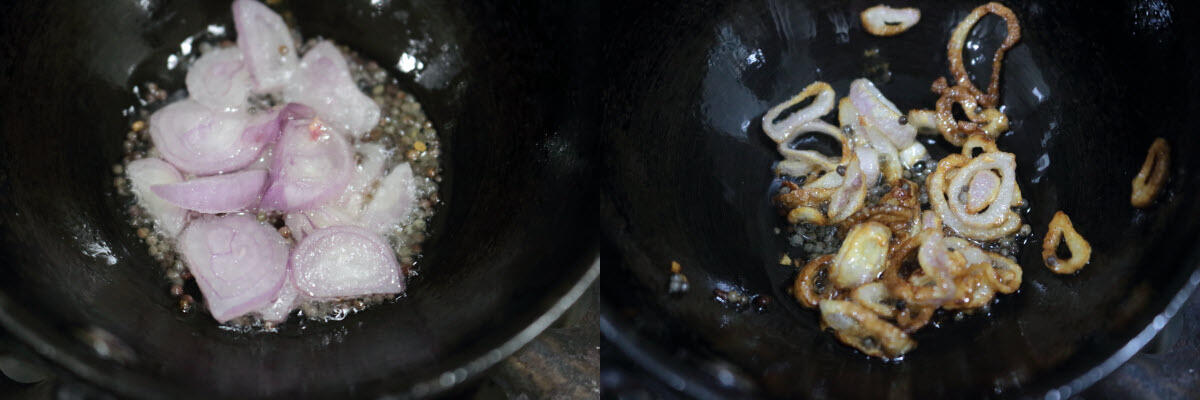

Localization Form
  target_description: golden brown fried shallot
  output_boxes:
[794,255,843,308]
[841,179,922,242]
[1042,211,1091,274]
[947,2,1021,107]
[927,152,1022,240]
[1131,137,1170,208]
[819,300,916,359]
[830,222,892,289]
[850,281,898,318]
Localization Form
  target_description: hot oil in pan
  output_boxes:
[113,28,443,331]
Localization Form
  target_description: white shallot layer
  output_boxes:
[178,214,290,322]
[291,226,404,298]
[232,0,299,92]
[148,100,261,175]
[126,158,188,236]
[257,270,300,323]
[284,41,381,138]
[186,47,252,111]
[360,163,418,235]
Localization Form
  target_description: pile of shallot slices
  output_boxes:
[768,2,1095,360]
[125,0,416,323]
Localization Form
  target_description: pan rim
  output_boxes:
[0,253,599,399]
[600,247,1200,399]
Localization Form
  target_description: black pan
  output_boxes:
[598,0,1200,398]
[0,0,597,398]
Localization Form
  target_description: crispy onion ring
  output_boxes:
[787,206,828,226]
[925,78,1011,146]
[776,121,850,175]
[819,300,916,359]
[776,181,831,210]
[1042,211,1091,274]
[947,2,1021,108]
[828,152,868,222]
[983,252,1022,294]
[794,255,843,308]
[763,82,836,143]
[941,236,1022,294]
[860,5,921,37]
[850,282,897,318]
[882,230,948,307]
[942,262,997,310]
[928,152,1022,240]
[1131,137,1170,208]
[840,179,921,242]
[895,304,935,333]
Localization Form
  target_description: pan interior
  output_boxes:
[0,0,596,397]
[599,0,1200,397]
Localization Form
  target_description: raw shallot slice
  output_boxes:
[148,100,265,175]
[232,0,298,93]
[257,269,300,323]
[178,214,290,322]
[151,169,267,213]
[261,113,354,211]
[126,158,188,236]
[361,163,417,235]
[284,41,381,138]
[291,226,404,298]
[283,212,316,242]
[186,47,252,111]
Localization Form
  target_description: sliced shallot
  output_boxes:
[861,5,920,37]
[186,47,252,111]
[178,214,290,322]
[126,158,188,236]
[257,270,300,323]
[232,0,298,93]
[150,169,267,214]
[849,78,916,149]
[261,113,354,211]
[148,100,264,175]
[361,163,417,235]
[284,41,381,138]
[762,82,836,143]
[291,226,404,298]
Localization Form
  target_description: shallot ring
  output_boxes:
[895,304,934,333]
[947,2,1021,108]
[1131,137,1170,208]
[1042,211,1091,274]
[961,135,1000,155]
[982,253,1022,294]
[788,206,829,226]
[860,5,921,37]
[794,255,842,308]
[881,229,929,305]
[927,153,1022,240]
[941,263,996,311]
[777,120,850,173]
[763,82,836,144]
[930,79,1010,146]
